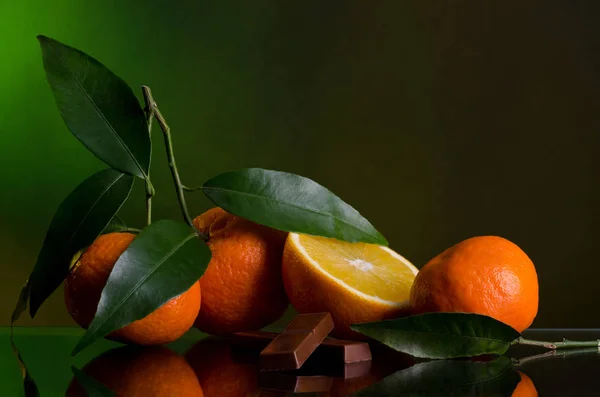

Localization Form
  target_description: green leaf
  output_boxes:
[38,35,150,178]
[352,313,521,359]
[202,168,387,245]
[29,169,134,317]
[71,366,116,397]
[72,220,211,355]
[352,356,520,397]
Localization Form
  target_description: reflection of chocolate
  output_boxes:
[258,361,374,393]
[259,372,335,393]
[289,353,373,378]
[260,312,335,370]
[342,361,373,379]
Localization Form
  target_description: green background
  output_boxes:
[2,1,599,328]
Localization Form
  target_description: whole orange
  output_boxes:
[192,208,288,335]
[409,236,538,332]
[64,232,201,345]
[513,371,538,397]
[66,346,203,396]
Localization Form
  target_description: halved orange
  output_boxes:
[282,233,418,338]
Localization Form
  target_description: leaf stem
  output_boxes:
[142,88,155,227]
[141,86,207,240]
[144,181,155,228]
[123,227,143,234]
[182,185,202,192]
[513,336,600,350]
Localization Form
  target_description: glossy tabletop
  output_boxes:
[2,328,599,396]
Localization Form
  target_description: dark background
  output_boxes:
[2,1,599,327]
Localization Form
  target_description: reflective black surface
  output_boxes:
[3,328,599,395]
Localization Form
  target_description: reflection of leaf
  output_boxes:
[352,356,520,397]
[73,220,211,355]
[71,366,116,396]
[202,168,388,245]
[513,347,600,367]
[352,313,520,359]
[9,281,40,397]
[29,169,134,317]
[38,36,151,178]
[23,372,40,397]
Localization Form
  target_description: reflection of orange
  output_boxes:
[185,337,259,397]
[513,371,538,397]
[64,232,201,345]
[409,236,538,332]
[193,208,288,335]
[66,346,203,396]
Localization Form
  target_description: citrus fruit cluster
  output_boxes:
[65,206,538,345]
[17,35,540,397]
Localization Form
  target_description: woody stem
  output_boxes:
[513,337,600,350]
[141,85,208,240]
[142,88,156,226]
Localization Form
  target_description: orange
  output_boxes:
[513,371,538,397]
[66,346,203,396]
[282,232,418,339]
[409,236,538,332]
[185,338,259,397]
[193,208,288,335]
[64,232,201,345]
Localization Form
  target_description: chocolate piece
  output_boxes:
[311,337,372,364]
[230,331,278,351]
[259,312,334,371]
[259,372,334,393]
[232,331,372,364]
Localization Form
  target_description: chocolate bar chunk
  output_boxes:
[232,331,372,364]
[260,312,334,371]
[230,331,277,349]
[311,337,372,364]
